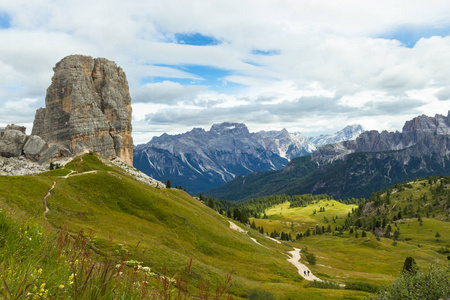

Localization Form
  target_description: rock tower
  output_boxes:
[32,55,133,165]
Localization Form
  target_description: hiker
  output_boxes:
[304,270,306,276]
[307,270,310,276]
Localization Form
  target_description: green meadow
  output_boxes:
[0,153,448,299]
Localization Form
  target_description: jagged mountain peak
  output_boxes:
[309,124,365,148]
[210,122,249,135]
[134,122,371,194]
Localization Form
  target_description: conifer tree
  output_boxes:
[402,256,418,274]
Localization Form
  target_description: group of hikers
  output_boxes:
[303,270,311,276]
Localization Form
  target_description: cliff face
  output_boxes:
[32,55,133,165]
[312,111,450,163]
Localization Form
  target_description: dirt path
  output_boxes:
[228,221,268,248]
[42,181,56,222]
[228,221,248,234]
[287,248,322,281]
[227,220,322,281]
[62,170,98,178]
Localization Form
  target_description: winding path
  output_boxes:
[42,181,56,222]
[228,221,267,248]
[287,248,322,281]
[42,170,99,222]
[227,220,322,281]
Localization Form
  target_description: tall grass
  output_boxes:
[0,210,233,299]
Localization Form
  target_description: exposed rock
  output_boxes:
[0,125,28,157]
[32,55,133,165]
[312,111,450,163]
[309,125,364,148]
[0,156,47,176]
[110,157,165,189]
[23,135,47,160]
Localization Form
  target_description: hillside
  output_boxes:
[242,179,449,289]
[1,153,375,299]
[1,154,449,298]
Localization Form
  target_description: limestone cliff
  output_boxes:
[32,55,133,165]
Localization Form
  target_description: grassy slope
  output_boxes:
[0,154,370,299]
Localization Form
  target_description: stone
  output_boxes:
[32,55,133,165]
[23,135,48,160]
[0,125,27,157]
[0,156,47,176]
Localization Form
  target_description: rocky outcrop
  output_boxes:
[312,111,450,163]
[0,124,49,175]
[32,55,133,165]
[0,125,27,157]
[0,156,47,176]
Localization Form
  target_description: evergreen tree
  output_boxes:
[207,197,215,209]
[166,179,172,189]
[402,256,418,274]
[362,230,367,237]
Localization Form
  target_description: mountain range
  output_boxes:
[133,123,364,194]
[205,111,450,201]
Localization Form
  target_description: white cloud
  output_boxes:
[0,0,450,143]
[133,81,206,104]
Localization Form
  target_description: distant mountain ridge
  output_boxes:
[309,125,364,148]
[133,123,364,194]
[205,111,450,201]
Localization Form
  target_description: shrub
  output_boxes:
[305,280,341,289]
[345,281,379,293]
[305,253,317,265]
[372,262,450,300]
[248,288,276,300]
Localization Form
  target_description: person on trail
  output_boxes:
[307,270,310,276]
[304,270,306,276]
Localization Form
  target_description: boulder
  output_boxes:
[23,135,48,160]
[0,125,27,157]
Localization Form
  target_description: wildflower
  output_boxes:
[38,268,43,275]
[59,284,65,289]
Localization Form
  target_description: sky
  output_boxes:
[1,0,450,145]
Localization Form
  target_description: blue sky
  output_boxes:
[0,1,450,144]
[0,11,11,28]
[379,24,450,48]
[174,33,220,46]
